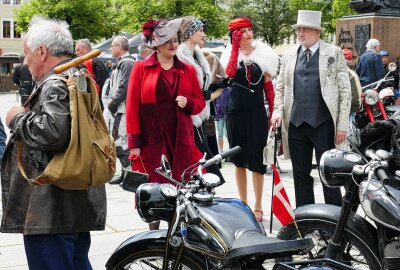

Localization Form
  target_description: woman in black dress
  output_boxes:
[224,17,279,222]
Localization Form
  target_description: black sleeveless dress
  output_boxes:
[226,61,267,174]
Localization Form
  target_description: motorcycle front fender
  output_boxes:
[292,204,378,241]
[106,229,168,269]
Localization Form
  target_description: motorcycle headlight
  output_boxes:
[320,149,362,187]
[364,90,379,105]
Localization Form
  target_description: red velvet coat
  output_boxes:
[126,53,205,183]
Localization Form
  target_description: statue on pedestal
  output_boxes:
[350,0,400,14]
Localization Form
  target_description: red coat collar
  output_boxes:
[143,52,186,71]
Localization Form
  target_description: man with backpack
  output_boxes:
[2,16,106,269]
[103,36,135,184]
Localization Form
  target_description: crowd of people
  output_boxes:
[0,8,398,269]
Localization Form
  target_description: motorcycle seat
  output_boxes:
[385,105,400,113]
[225,229,313,264]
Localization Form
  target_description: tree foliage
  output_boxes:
[332,0,357,29]
[15,0,121,42]
[225,0,296,47]
[117,0,228,37]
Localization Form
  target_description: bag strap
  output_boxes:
[16,140,42,186]
[132,156,147,174]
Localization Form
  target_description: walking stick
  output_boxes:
[269,125,279,234]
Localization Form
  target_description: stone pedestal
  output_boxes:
[336,13,400,68]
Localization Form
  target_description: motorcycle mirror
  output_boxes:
[376,150,390,161]
[389,62,397,72]
[160,155,172,176]
[202,173,220,188]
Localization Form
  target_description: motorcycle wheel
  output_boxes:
[108,248,205,270]
[277,219,381,270]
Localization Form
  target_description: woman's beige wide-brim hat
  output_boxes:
[291,10,324,31]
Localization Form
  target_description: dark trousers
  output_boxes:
[288,120,342,207]
[23,232,92,270]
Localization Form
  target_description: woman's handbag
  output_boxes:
[121,156,148,193]
[263,126,275,165]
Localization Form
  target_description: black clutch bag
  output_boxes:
[121,157,148,193]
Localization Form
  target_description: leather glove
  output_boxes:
[207,78,232,93]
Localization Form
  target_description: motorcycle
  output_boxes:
[105,147,354,270]
[277,120,400,269]
[354,64,398,129]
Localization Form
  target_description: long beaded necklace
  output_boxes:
[241,48,263,88]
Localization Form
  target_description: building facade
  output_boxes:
[0,0,24,91]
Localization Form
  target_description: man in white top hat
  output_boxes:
[271,10,351,207]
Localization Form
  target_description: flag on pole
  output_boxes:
[271,164,295,226]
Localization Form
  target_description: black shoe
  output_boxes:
[109,173,124,185]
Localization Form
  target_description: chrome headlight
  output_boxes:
[364,90,379,105]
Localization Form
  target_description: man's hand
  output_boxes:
[335,130,346,145]
[6,106,27,127]
[130,148,141,157]
[176,96,187,108]
[270,115,282,131]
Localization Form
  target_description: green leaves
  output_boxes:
[15,0,121,42]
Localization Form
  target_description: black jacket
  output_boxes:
[1,64,106,235]
[12,64,35,95]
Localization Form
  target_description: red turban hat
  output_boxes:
[228,17,252,31]
[342,48,353,61]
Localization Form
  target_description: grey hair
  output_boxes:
[76,38,92,51]
[138,43,152,54]
[366,39,380,50]
[113,36,129,51]
[26,15,73,57]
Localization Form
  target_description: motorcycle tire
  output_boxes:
[106,247,205,270]
[277,219,381,270]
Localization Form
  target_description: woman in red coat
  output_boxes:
[126,18,205,229]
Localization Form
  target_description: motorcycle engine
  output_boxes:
[384,240,400,270]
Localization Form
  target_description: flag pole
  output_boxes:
[269,125,278,234]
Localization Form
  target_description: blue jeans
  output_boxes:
[23,232,92,270]
[216,118,227,139]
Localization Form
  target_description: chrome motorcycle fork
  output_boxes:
[325,174,362,260]
[163,209,185,270]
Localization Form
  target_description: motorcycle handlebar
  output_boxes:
[375,167,389,182]
[202,146,241,168]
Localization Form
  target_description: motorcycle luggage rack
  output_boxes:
[272,258,356,270]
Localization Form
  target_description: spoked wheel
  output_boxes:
[277,220,381,270]
[110,249,204,270]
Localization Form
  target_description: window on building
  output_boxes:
[14,26,21,38]
[3,21,11,38]
[2,0,11,4]
[13,0,21,4]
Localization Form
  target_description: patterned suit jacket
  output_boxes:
[273,40,351,159]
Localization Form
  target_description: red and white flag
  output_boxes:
[271,164,295,226]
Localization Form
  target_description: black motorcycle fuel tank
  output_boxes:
[194,198,263,248]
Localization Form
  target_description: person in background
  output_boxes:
[379,50,399,90]
[126,18,205,230]
[342,49,362,134]
[177,16,225,181]
[271,10,350,208]
[75,39,108,99]
[137,43,155,60]
[224,17,279,222]
[12,54,35,104]
[2,16,106,270]
[214,87,231,152]
[104,36,135,185]
[0,117,6,163]
[356,38,385,87]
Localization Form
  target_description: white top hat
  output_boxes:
[292,10,324,31]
